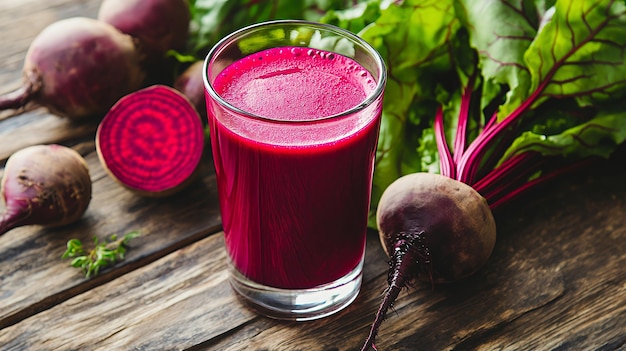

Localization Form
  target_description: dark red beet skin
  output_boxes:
[0,145,92,235]
[0,17,145,120]
[96,85,204,197]
[361,172,496,350]
[98,0,191,57]
[377,173,496,283]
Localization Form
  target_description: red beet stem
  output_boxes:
[489,157,595,211]
[361,231,429,351]
[434,106,455,178]
[452,73,476,165]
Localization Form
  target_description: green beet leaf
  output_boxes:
[185,0,626,221]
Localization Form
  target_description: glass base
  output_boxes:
[229,259,363,321]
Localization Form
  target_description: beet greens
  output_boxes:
[346,0,626,218]
[322,0,626,349]
[184,0,375,57]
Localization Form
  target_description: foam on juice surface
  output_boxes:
[214,47,376,121]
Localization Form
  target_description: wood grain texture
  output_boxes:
[1,161,624,351]
[0,230,387,351]
[0,231,242,351]
[0,146,222,330]
[0,0,100,86]
[0,1,625,351]
[203,160,626,351]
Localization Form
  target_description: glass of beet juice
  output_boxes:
[203,20,386,321]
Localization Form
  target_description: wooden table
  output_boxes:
[0,1,625,350]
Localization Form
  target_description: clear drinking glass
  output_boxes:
[203,20,386,321]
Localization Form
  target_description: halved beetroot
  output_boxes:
[96,85,204,197]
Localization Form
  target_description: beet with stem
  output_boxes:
[361,172,496,351]
[0,17,145,120]
[96,85,204,197]
[0,144,92,236]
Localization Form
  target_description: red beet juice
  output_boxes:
[207,46,382,289]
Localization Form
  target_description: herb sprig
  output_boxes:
[62,231,140,278]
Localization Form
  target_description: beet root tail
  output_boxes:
[360,277,404,351]
[361,234,426,351]
[0,72,40,120]
[0,210,27,236]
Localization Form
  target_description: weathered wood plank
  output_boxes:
[0,229,389,351]
[0,0,102,73]
[1,1,625,350]
[0,146,222,329]
[0,233,239,351]
[0,0,101,86]
[0,116,97,161]
[1,159,624,351]
[189,158,626,351]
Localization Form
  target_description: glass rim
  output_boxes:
[202,19,387,124]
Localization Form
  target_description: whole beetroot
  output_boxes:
[377,172,496,284]
[0,17,145,120]
[362,172,496,350]
[97,0,191,57]
[0,144,92,235]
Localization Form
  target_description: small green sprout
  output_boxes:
[62,231,140,278]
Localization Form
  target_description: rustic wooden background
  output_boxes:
[0,1,625,350]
